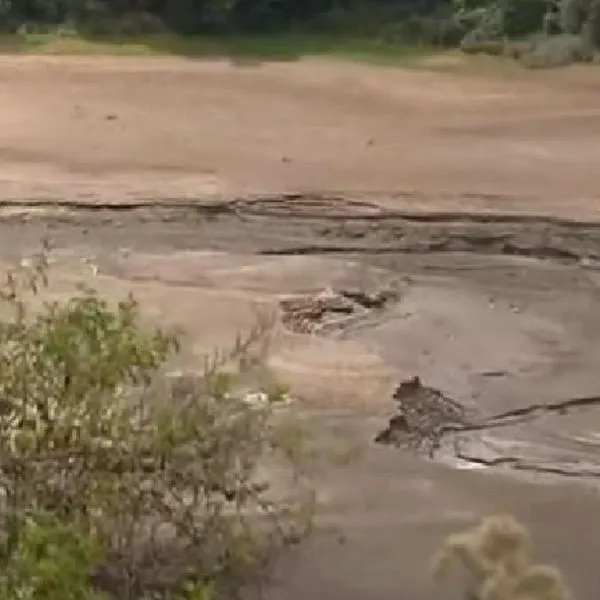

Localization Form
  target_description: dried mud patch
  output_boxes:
[375,376,477,455]
[279,286,399,335]
[376,374,600,486]
[1,196,600,487]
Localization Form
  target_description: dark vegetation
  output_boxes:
[0,246,313,600]
[1,0,599,66]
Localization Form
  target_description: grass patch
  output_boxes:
[0,31,438,65]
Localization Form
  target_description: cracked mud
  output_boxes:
[280,286,398,335]
[375,376,477,455]
[2,194,600,488]
[2,195,600,262]
[376,376,600,481]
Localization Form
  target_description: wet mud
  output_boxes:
[2,194,600,488]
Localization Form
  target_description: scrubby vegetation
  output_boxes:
[433,515,571,600]
[0,251,577,600]
[1,0,599,67]
[0,245,313,600]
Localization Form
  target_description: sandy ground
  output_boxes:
[2,54,600,599]
[2,55,600,215]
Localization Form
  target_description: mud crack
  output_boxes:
[375,376,600,481]
[279,286,398,335]
[2,194,600,264]
[374,376,478,456]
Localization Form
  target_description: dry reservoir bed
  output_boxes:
[3,194,600,491]
[6,54,600,600]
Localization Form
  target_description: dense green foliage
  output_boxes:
[1,0,598,67]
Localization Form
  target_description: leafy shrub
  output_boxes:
[0,247,313,600]
[556,0,600,45]
[460,29,506,53]
[453,0,506,41]
[504,37,537,58]
[559,0,589,33]
[502,0,549,37]
[581,0,600,45]
[0,511,109,600]
[432,515,571,600]
[452,0,600,62]
[379,11,465,46]
[104,12,169,35]
[520,32,594,66]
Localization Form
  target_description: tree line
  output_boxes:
[1,0,599,65]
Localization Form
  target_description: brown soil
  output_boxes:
[2,54,600,216]
[2,54,600,600]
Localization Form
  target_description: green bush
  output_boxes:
[380,12,465,46]
[560,0,589,34]
[0,247,313,600]
[453,0,505,41]
[460,29,506,53]
[520,32,594,66]
[0,512,109,600]
[451,0,600,62]
[502,0,548,37]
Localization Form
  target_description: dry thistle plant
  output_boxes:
[0,245,314,600]
[432,515,571,600]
